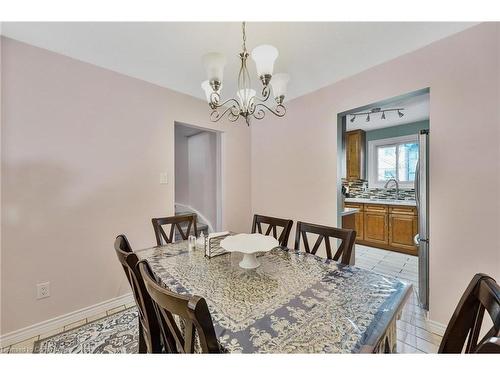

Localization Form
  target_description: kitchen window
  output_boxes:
[368,134,419,188]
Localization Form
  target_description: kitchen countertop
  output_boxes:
[340,207,360,216]
[345,197,417,207]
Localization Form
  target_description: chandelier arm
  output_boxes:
[252,102,286,118]
[210,102,241,122]
[252,107,266,120]
[212,97,241,110]
[209,91,220,106]
[251,85,272,103]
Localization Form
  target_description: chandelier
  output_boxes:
[201,22,289,126]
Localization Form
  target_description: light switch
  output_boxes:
[160,172,168,184]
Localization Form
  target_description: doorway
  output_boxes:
[336,88,430,310]
[174,122,223,234]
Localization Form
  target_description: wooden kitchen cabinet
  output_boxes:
[345,130,365,180]
[363,210,389,246]
[389,213,418,253]
[344,203,364,241]
[348,202,418,255]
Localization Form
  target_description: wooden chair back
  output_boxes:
[113,234,162,353]
[294,221,356,265]
[439,273,500,353]
[251,214,293,247]
[138,260,221,353]
[152,214,198,246]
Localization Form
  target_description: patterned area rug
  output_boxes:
[34,308,139,354]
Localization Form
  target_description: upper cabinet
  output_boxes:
[345,129,366,180]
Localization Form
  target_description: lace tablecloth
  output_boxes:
[137,242,411,353]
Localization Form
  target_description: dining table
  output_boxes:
[136,238,412,353]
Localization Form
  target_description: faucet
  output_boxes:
[384,178,400,199]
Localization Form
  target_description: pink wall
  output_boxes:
[0,37,252,334]
[251,23,500,325]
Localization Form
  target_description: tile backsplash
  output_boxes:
[342,179,415,200]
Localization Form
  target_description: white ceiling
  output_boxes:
[1,22,476,101]
[346,93,429,131]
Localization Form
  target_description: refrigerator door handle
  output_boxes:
[415,160,420,207]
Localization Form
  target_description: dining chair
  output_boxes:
[138,260,222,353]
[294,221,356,265]
[114,234,163,353]
[438,273,500,353]
[152,214,198,246]
[251,214,293,247]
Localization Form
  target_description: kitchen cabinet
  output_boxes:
[344,203,364,240]
[343,202,418,256]
[389,213,418,252]
[345,129,365,180]
[363,205,389,246]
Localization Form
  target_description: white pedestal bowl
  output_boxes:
[220,233,279,269]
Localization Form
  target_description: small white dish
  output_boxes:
[220,233,279,269]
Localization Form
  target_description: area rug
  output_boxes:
[34,307,139,354]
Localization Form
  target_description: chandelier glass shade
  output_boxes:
[201,22,289,126]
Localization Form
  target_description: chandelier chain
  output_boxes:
[242,22,247,53]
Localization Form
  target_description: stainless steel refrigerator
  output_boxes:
[415,129,429,310]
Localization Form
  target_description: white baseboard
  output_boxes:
[426,319,447,336]
[0,293,134,348]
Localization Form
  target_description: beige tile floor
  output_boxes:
[2,247,440,354]
[355,244,442,353]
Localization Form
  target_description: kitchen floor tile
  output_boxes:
[397,328,417,347]
[379,258,407,267]
[376,262,405,272]
[416,337,439,353]
[415,327,442,346]
[396,340,424,353]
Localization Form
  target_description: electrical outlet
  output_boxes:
[37,282,50,299]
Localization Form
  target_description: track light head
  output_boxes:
[381,111,386,120]
[398,110,404,118]
[350,115,355,123]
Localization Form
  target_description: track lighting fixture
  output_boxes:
[348,107,405,124]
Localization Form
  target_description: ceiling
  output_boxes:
[1,22,476,101]
[346,92,429,131]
